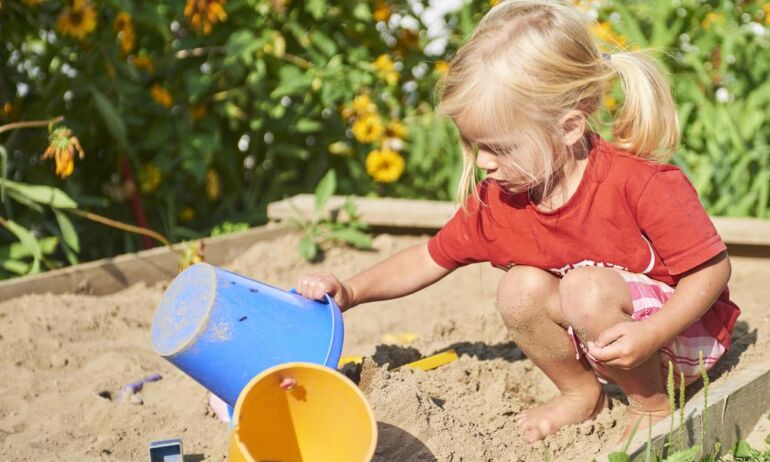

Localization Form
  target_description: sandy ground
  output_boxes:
[1,232,769,461]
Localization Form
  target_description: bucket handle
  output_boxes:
[288,288,336,308]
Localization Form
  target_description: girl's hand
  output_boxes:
[586,321,663,370]
[296,273,355,311]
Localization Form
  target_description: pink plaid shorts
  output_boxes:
[567,270,726,385]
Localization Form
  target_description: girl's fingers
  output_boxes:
[594,324,626,347]
[587,340,623,362]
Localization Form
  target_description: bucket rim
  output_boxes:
[151,262,218,357]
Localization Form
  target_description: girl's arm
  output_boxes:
[588,251,731,369]
[644,251,731,345]
[296,242,451,311]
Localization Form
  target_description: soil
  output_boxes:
[1,232,768,461]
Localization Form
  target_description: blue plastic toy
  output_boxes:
[149,438,183,462]
[150,263,344,407]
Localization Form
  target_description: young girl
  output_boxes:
[297,0,740,443]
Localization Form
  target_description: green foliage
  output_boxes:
[593,0,770,218]
[210,221,249,236]
[1,0,769,276]
[290,169,372,261]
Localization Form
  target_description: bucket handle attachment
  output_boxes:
[288,288,335,307]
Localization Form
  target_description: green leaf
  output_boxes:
[270,66,314,98]
[352,3,371,21]
[298,235,318,261]
[732,440,756,459]
[2,220,42,263]
[607,452,631,462]
[90,88,128,149]
[1,259,30,275]
[0,236,58,260]
[326,228,372,249]
[310,30,337,57]
[1,180,77,208]
[6,189,44,213]
[306,0,325,20]
[296,118,323,133]
[314,169,336,214]
[662,445,700,462]
[54,209,80,252]
[0,144,7,202]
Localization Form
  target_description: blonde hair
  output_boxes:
[436,0,680,207]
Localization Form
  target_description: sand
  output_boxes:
[1,232,768,461]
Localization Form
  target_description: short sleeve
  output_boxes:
[636,167,726,275]
[427,186,490,270]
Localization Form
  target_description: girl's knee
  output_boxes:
[559,267,632,327]
[497,266,559,325]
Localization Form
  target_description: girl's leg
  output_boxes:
[559,267,671,438]
[497,266,607,443]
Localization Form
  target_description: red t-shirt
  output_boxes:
[428,135,740,348]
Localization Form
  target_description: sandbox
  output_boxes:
[1,197,769,461]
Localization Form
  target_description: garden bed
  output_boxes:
[1,213,769,460]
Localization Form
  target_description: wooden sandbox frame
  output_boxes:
[13,194,770,460]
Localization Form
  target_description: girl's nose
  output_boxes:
[476,150,498,172]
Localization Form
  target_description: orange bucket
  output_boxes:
[228,362,377,462]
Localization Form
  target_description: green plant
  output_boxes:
[289,169,372,262]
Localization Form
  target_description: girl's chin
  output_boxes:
[490,178,533,194]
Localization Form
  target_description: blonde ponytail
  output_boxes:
[606,51,680,161]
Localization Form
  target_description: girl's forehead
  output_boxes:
[454,110,514,146]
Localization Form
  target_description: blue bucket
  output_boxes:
[150,263,344,407]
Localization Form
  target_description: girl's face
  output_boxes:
[471,141,548,193]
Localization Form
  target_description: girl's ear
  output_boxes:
[559,110,586,146]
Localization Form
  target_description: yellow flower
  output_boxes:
[41,126,85,178]
[178,241,205,271]
[434,60,450,75]
[179,206,197,222]
[603,94,617,111]
[489,0,501,6]
[348,94,377,118]
[373,54,399,86]
[590,21,626,49]
[365,148,405,183]
[184,0,228,35]
[352,113,385,144]
[139,163,162,193]
[385,120,407,140]
[2,102,12,117]
[22,0,42,6]
[113,12,135,56]
[206,169,221,200]
[56,0,97,40]
[765,5,770,25]
[132,55,155,74]
[151,84,173,108]
[374,1,391,22]
[702,12,724,30]
[190,104,207,120]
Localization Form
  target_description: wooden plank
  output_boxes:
[267,195,457,230]
[0,224,289,302]
[268,194,770,247]
[598,360,770,461]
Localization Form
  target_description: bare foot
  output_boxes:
[619,407,671,443]
[515,385,608,443]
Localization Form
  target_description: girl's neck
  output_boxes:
[529,141,592,212]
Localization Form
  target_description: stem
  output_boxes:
[0,116,64,135]
[66,208,176,250]
[283,53,312,69]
